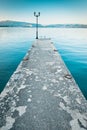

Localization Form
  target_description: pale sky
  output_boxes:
[0,0,87,24]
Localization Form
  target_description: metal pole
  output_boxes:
[34,12,40,39]
[36,16,38,39]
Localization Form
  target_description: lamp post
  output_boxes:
[34,12,40,39]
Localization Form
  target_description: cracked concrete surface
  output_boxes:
[0,39,87,130]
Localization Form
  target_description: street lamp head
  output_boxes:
[34,12,36,16]
[34,12,40,17]
[38,12,40,16]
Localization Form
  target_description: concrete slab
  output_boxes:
[0,39,87,130]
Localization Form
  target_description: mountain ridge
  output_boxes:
[0,20,87,28]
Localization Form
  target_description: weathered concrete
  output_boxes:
[0,39,87,130]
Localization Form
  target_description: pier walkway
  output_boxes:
[0,39,87,130]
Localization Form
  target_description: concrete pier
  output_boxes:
[0,39,87,130]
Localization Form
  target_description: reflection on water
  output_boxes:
[0,28,87,99]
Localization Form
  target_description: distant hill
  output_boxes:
[0,20,42,27]
[0,20,87,28]
[45,24,87,28]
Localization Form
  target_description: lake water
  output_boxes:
[0,28,87,99]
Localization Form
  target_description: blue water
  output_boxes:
[0,28,87,99]
[53,29,87,99]
[0,28,33,92]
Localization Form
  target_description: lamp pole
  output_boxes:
[34,12,40,39]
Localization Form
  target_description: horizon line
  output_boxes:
[0,20,87,25]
